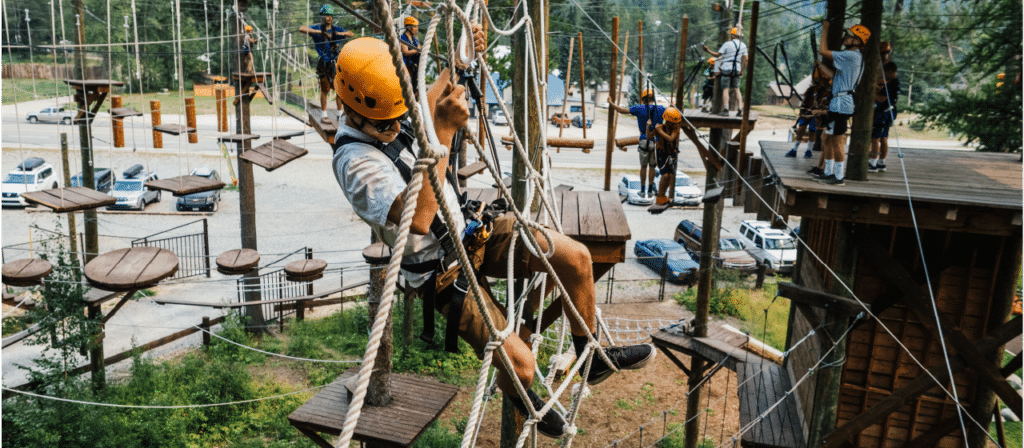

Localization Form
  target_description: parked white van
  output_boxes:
[736,220,797,274]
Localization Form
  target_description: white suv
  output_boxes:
[2,158,59,207]
[736,220,797,274]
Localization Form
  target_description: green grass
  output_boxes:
[2,78,76,104]
[674,273,790,351]
[992,421,1022,448]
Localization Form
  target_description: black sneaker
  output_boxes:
[877,161,886,171]
[806,167,824,176]
[810,170,829,180]
[718,110,731,117]
[510,389,568,438]
[784,149,798,157]
[803,150,813,158]
[868,164,879,173]
[586,343,657,385]
[816,175,845,186]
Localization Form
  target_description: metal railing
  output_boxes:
[131,219,211,280]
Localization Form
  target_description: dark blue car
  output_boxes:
[633,239,700,285]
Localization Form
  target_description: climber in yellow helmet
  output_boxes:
[653,107,682,205]
[331,33,657,440]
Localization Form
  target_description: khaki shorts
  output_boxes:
[638,147,656,166]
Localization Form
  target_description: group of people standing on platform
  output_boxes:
[789,21,901,186]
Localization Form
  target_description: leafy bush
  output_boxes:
[205,313,267,364]
[673,269,744,318]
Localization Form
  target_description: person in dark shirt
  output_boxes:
[786,69,830,159]
[870,61,899,172]
[701,58,716,112]
[609,90,664,196]
[399,16,422,95]
[299,4,354,122]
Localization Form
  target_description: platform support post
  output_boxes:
[185,97,198,144]
[59,133,80,267]
[150,100,163,148]
[363,244,393,410]
[112,95,125,147]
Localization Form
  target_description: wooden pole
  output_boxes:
[150,100,162,149]
[363,244,393,407]
[556,35,575,147]
[846,0,882,181]
[578,32,587,140]
[73,0,103,391]
[674,16,689,109]
[111,96,124,147]
[58,133,79,267]
[684,6,730,448]
[233,0,267,333]
[737,2,759,186]
[185,97,198,144]
[602,17,619,191]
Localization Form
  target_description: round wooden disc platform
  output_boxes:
[362,242,393,264]
[2,258,53,287]
[84,247,179,291]
[284,259,327,281]
[216,248,260,275]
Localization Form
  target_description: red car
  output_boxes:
[550,113,571,128]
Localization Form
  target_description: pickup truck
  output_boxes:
[27,107,74,124]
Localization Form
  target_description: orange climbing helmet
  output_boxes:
[404,16,419,27]
[708,57,716,66]
[245,25,253,32]
[335,37,409,120]
[847,24,870,45]
[729,27,740,36]
[663,107,682,124]
[640,89,655,101]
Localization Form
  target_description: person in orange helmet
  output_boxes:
[653,107,682,205]
[399,16,422,95]
[702,27,748,116]
[810,21,869,186]
[609,88,664,197]
[330,35,657,440]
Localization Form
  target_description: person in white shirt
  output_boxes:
[702,27,748,116]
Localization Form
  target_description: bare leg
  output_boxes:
[870,138,880,159]
[880,137,889,160]
[639,164,648,193]
[833,135,847,162]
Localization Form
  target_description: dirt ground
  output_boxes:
[437,300,742,448]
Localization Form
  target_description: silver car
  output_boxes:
[109,165,161,211]
[27,107,74,124]
[617,174,653,205]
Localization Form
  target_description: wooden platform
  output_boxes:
[110,107,143,118]
[1,258,53,287]
[758,141,1023,235]
[84,247,179,292]
[737,361,806,448]
[306,102,338,145]
[22,187,117,212]
[288,368,459,448]
[653,325,806,448]
[240,139,308,171]
[153,124,195,135]
[464,188,631,265]
[218,133,261,143]
[146,175,225,196]
[457,160,488,180]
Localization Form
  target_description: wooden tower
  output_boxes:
[756,141,1022,448]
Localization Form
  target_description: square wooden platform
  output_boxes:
[289,368,459,447]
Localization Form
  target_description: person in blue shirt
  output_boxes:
[399,16,422,95]
[609,89,665,196]
[299,4,354,122]
[813,21,869,186]
[870,61,899,172]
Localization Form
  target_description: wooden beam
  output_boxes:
[852,228,1023,419]
[822,314,1022,448]
[777,282,864,316]
[657,346,691,376]
[100,291,137,324]
[680,125,723,171]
